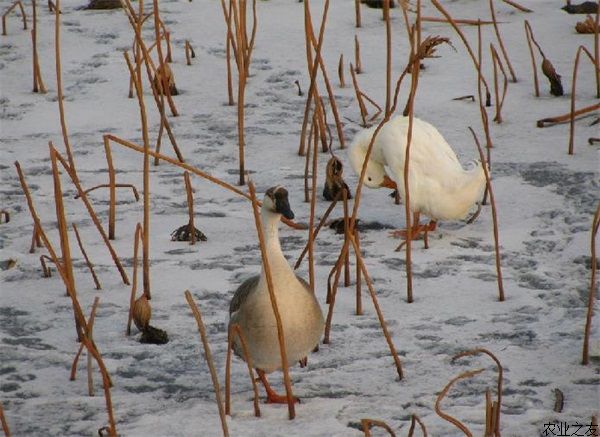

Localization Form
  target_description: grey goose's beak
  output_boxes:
[276,196,294,220]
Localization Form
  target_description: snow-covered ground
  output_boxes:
[1,0,598,435]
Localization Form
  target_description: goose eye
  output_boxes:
[368,177,372,182]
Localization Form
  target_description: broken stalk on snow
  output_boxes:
[430,0,491,106]
[338,53,346,87]
[69,296,100,396]
[360,419,396,436]
[72,223,102,290]
[1,0,26,36]
[248,179,296,419]
[31,0,46,93]
[40,254,56,277]
[489,0,517,82]
[355,34,362,73]
[185,290,230,435]
[453,348,503,435]
[420,17,498,26]
[582,202,600,365]
[350,63,369,126]
[407,414,428,436]
[523,20,540,97]
[469,128,505,302]
[184,39,195,65]
[435,369,485,436]
[490,43,508,123]
[569,45,599,155]
[537,103,600,127]
[225,323,261,418]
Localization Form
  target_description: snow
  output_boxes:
[0,0,598,435]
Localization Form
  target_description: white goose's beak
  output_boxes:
[381,175,397,189]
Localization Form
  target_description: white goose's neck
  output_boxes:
[260,209,291,278]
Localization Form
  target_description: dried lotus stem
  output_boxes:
[489,0,517,82]
[430,0,491,106]
[40,254,55,277]
[185,290,230,435]
[435,369,485,436]
[469,128,505,301]
[1,0,27,36]
[72,223,102,290]
[355,228,362,315]
[350,63,369,126]
[500,0,531,12]
[420,17,498,25]
[523,20,540,97]
[569,45,598,154]
[127,223,143,336]
[225,323,261,418]
[361,418,396,436]
[490,44,508,123]
[309,116,319,292]
[31,0,46,93]
[338,53,346,87]
[407,414,428,436]
[69,296,100,394]
[355,35,362,74]
[184,172,197,245]
[0,403,10,437]
[355,0,361,28]
[537,103,600,127]
[185,40,194,65]
[582,202,600,365]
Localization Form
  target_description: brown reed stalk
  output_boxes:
[490,44,508,123]
[342,188,351,287]
[105,134,304,229]
[248,180,296,419]
[420,17,498,26]
[537,103,600,127]
[40,254,55,277]
[51,146,130,285]
[183,172,197,245]
[75,184,139,202]
[469,128,505,301]
[127,223,143,335]
[384,0,392,117]
[30,225,43,253]
[582,202,600,365]
[362,91,383,121]
[1,0,26,35]
[225,323,261,417]
[153,0,178,117]
[435,369,485,436]
[185,40,193,65]
[569,45,598,155]
[230,0,248,185]
[15,161,65,283]
[407,414,428,436]
[477,23,493,154]
[349,234,404,379]
[595,7,599,98]
[523,21,540,97]
[354,228,362,315]
[355,0,361,28]
[165,31,172,62]
[220,0,236,105]
[302,0,345,153]
[50,143,77,317]
[355,35,362,73]
[124,50,152,298]
[323,239,351,339]
[361,418,396,436]
[72,223,102,290]
[69,296,99,392]
[500,0,531,12]
[294,191,340,269]
[54,0,78,178]
[350,63,369,126]
[31,0,46,93]
[338,53,346,87]
[308,117,319,292]
[0,403,10,437]
[105,135,117,239]
[298,0,330,156]
[401,16,421,303]
[315,97,329,153]
[453,348,503,434]
[489,0,517,82]
[184,290,230,436]
[304,114,316,202]
[430,0,491,106]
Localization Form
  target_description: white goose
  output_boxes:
[349,115,486,246]
[229,186,324,403]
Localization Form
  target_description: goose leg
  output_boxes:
[256,369,300,404]
[389,213,437,251]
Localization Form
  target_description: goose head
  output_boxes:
[263,186,295,220]
[349,137,397,190]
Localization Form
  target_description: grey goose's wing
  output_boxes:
[229,275,260,315]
